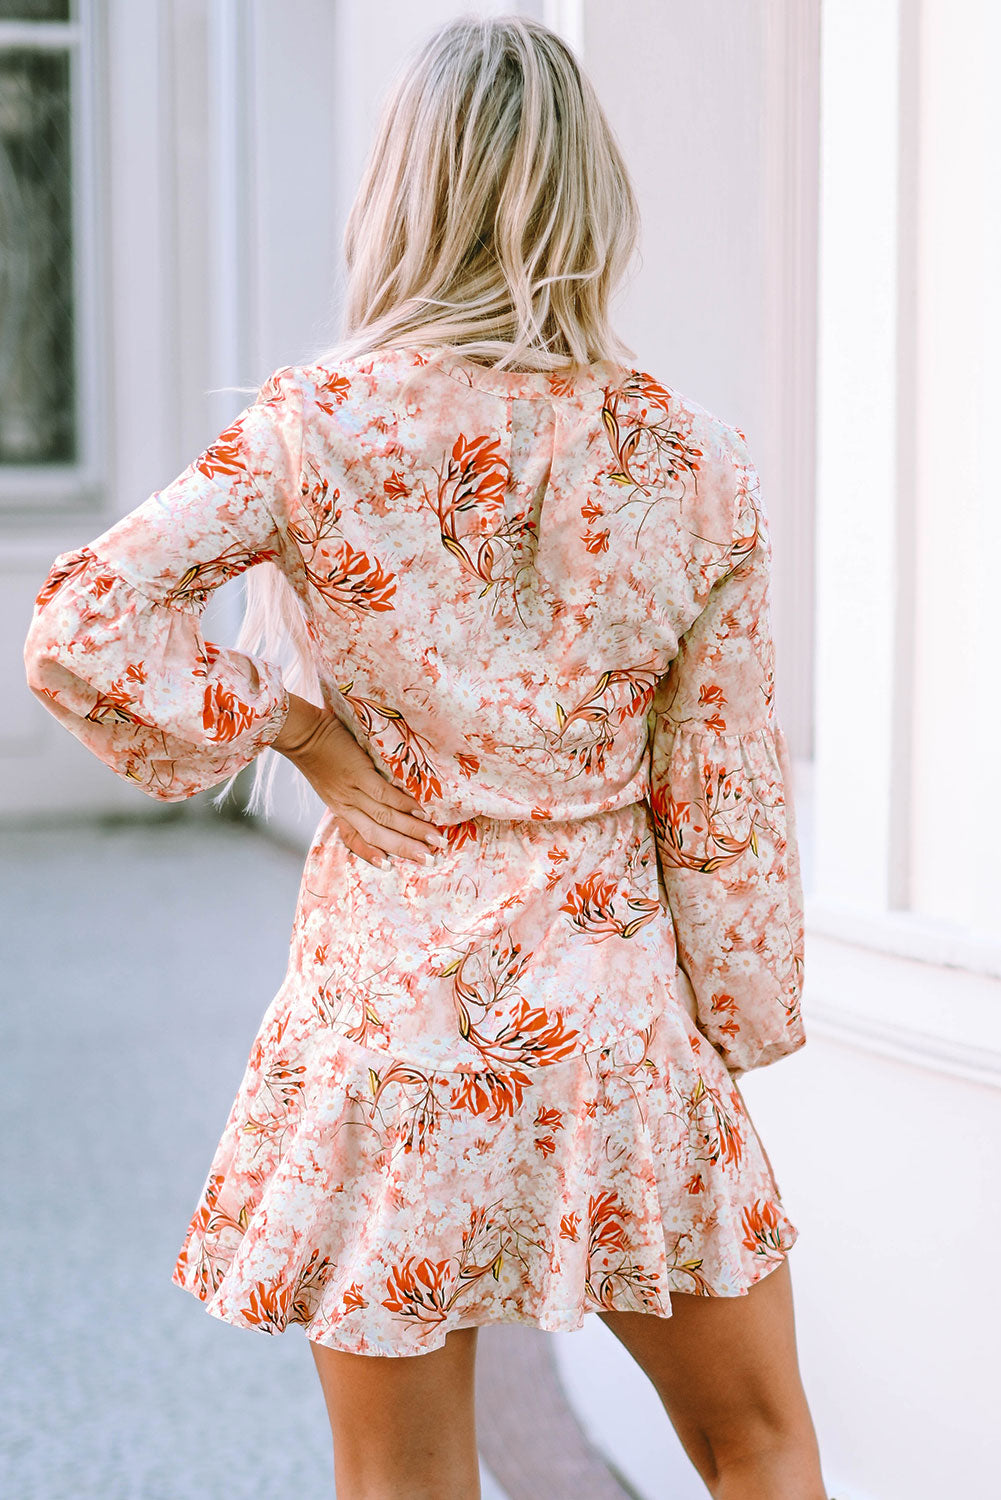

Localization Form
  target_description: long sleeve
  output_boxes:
[23,365,308,802]
[648,433,806,1077]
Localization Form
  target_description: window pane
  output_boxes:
[0,4,72,21]
[0,47,76,465]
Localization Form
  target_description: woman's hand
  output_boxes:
[271,692,444,868]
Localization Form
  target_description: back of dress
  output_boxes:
[24,341,804,1078]
[269,344,739,828]
[23,340,807,1354]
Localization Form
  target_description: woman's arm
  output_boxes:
[23,363,439,864]
[648,431,806,1078]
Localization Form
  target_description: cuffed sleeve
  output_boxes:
[23,366,309,801]
[648,435,806,1076]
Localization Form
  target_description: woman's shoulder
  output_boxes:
[256,349,409,413]
[609,367,748,457]
[259,348,753,482]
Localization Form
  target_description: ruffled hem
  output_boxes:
[170,991,799,1358]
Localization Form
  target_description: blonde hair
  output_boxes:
[214,12,640,819]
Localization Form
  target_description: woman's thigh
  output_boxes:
[309,1326,480,1498]
[598,1257,819,1481]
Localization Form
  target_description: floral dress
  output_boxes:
[23,343,806,1357]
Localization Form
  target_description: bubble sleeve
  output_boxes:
[23,366,308,802]
[648,439,806,1078]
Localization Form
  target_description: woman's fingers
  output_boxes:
[351,765,429,824]
[333,818,387,868]
[364,795,444,850]
[339,803,443,863]
[326,779,442,856]
[376,775,429,820]
[316,779,442,861]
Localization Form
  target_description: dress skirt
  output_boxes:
[169,800,798,1358]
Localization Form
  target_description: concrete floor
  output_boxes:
[0,815,508,1500]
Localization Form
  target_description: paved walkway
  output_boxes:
[0,816,511,1500]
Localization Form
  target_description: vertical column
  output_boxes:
[909,0,1001,934]
[759,0,820,763]
[206,0,258,425]
[811,0,902,915]
[106,0,180,509]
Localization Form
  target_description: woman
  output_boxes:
[23,14,828,1500]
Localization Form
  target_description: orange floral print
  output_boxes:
[289,469,398,613]
[560,872,661,941]
[23,343,805,1356]
[420,431,537,608]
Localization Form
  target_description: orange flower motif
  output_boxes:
[449,1067,532,1120]
[382,1255,452,1321]
[84,675,156,728]
[192,424,252,484]
[202,681,256,743]
[240,1279,293,1332]
[33,546,97,608]
[449,433,507,514]
[686,1074,745,1171]
[584,529,610,554]
[315,371,351,411]
[343,1282,368,1312]
[560,1212,581,1241]
[742,1199,786,1258]
[87,571,116,599]
[587,1190,629,1258]
[560,872,659,941]
[193,641,221,678]
[534,1105,563,1131]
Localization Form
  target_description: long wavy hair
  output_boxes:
[215,12,640,819]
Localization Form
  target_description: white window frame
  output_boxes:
[0,1,105,514]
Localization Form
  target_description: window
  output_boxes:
[0,1,99,507]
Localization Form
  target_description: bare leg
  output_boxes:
[599,1257,828,1499]
[309,1326,481,1500]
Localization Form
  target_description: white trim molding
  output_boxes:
[542,0,583,55]
[804,925,1001,1089]
[760,0,820,759]
[806,898,1001,982]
